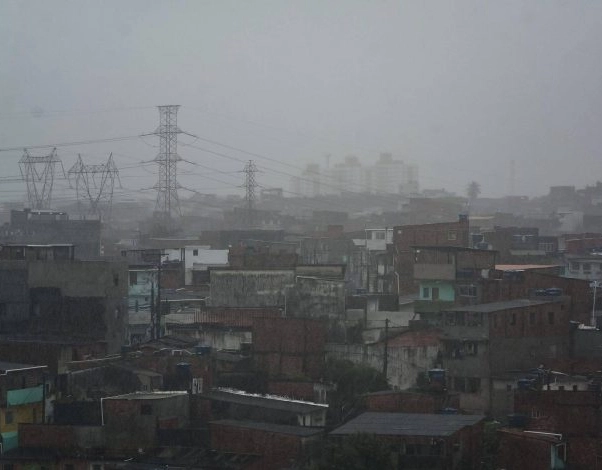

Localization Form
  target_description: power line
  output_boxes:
[0,135,143,153]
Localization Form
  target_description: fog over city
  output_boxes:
[1,1,602,202]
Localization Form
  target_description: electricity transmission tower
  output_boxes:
[19,148,64,209]
[152,105,182,219]
[68,153,120,221]
[243,160,258,228]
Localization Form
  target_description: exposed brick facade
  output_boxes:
[364,391,460,413]
[253,317,327,380]
[210,421,321,470]
[393,216,470,294]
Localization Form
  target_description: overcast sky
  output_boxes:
[1,0,602,206]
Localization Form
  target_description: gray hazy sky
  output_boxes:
[1,0,602,205]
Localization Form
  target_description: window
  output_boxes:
[432,287,440,301]
[140,404,152,415]
[375,232,385,240]
[447,230,457,241]
[583,263,592,274]
[558,386,565,391]
[458,285,477,297]
[193,249,199,256]
[129,271,138,286]
[113,274,119,287]
[571,262,580,272]
[548,312,555,325]
[465,342,478,355]
[573,385,578,391]
[5,410,13,424]
[510,313,516,325]
[422,287,430,299]
[529,312,536,325]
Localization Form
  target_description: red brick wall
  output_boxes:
[514,391,602,437]
[393,217,469,293]
[568,437,602,470]
[19,424,77,449]
[253,317,326,379]
[488,303,569,339]
[497,431,554,470]
[364,392,460,413]
[210,423,306,470]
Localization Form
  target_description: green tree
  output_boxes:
[323,358,390,423]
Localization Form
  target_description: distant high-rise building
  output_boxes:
[327,155,367,194]
[290,153,419,197]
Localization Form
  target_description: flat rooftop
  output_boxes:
[204,388,328,414]
[0,362,46,373]
[104,391,188,401]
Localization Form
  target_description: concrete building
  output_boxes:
[5,209,101,259]
[0,244,128,354]
[203,388,328,427]
[326,328,443,391]
[413,245,498,314]
[420,298,571,415]
[0,362,47,452]
[163,246,228,285]
[102,391,189,451]
[369,152,418,195]
[393,215,470,294]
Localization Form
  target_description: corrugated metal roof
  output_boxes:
[330,412,484,437]
[445,298,557,313]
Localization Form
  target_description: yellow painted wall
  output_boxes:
[0,402,43,433]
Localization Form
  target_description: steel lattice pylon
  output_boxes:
[68,153,120,221]
[153,105,182,218]
[19,148,64,209]
[243,160,258,228]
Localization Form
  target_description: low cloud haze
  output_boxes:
[1,0,602,202]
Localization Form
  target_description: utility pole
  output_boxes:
[243,160,258,228]
[152,105,182,220]
[156,261,162,339]
[19,148,65,209]
[383,318,389,379]
[591,281,600,327]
